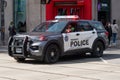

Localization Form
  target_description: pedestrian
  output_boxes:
[101,19,106,27]
[8,21,16,37]
[17,21,24,32]
[111,19,119,45]
[105,21,112,46]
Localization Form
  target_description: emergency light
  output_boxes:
[55,15,80,20]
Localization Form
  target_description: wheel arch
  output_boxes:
[92,37,106,50]
[43,40,63,56]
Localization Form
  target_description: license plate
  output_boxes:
[16,48,22,53]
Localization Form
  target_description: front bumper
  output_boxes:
[8,36,46,61]
[29,42,45,56]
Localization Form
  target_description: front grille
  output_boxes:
[14,39,24,46]
[30,46,39,50]
[8,36,32,57]
[12,37,25,54]
[8,36,31,58]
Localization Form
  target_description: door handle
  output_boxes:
[92,31,95,34]
[76,33,80,36]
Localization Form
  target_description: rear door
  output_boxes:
[76,21,98,49]
[62,21,98,52]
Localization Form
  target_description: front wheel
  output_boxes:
[44,44,60,63]
[91,41,104,57]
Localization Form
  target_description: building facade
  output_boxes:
[46,0,92,20]
[111,0,120,25]
[13,0,46,32]
[111,0,120,39]
[0,0,120,44]
[0,0,46,44]
[0,0,13,44]
[46,0,111,22]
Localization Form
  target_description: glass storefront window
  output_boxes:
[58,8,67,15]
[70,8,80,15]
[57,8,80,16]
[97,0,111,22]
[13,0,26,32]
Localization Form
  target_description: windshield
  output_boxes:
[32,21,67,33]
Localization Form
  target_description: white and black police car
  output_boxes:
[8,16,109,63]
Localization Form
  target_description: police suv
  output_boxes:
[8,18,108,63]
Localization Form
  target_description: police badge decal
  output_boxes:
[65,35,68,42]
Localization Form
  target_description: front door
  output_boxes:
[63,32,80,52]
[62,22,78,52]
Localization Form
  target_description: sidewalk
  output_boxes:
[109,39,120,49]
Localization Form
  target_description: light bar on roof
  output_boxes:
[55,15,80,20]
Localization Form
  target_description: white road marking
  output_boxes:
[100,57,108,64]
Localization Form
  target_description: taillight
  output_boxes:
[39,35,47,41]
[105,31,109,37]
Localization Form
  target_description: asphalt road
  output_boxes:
[0,48,120,80]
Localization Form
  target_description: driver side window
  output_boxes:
[65,22,77,33]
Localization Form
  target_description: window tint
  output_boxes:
[77,21,93,31]
[65,22,77,33]
[47,22,67,32]
[92,22,104,30]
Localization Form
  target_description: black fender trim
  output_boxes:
[92,37,106,50]
[43,40,63,57]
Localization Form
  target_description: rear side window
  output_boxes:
[91,22,105,30]
[77,21,93,31]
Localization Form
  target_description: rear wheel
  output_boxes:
[14,57,25,62]
[44,44,60,63]
[91,41,104,57]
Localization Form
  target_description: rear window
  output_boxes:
[91,22,105,30]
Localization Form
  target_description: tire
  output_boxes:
[14,57,25,62]
[8,37,13,56]
[80,53,86,57]
[44,44,60,63]
[91,41,104,57]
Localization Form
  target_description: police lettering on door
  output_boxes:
[70,39,89,47]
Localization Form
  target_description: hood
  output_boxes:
[15,32,60,38]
